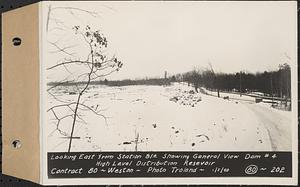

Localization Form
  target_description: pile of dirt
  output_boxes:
[169,89,201,107]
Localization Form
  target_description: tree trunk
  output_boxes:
[68,51,94,152]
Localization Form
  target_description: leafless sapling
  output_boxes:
[47,25,123,152]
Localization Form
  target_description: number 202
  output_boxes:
[271,167,285,173]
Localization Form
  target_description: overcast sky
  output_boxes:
[45,1,297,81]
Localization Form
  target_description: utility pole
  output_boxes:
[239,71,242,97]
[164,71,167,86]
[271,73,274,105]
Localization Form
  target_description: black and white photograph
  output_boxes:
[44,1,296,152]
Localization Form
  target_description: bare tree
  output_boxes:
[208,62,220,97]
[46,6,122,152]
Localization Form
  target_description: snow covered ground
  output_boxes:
[46,83,292,152]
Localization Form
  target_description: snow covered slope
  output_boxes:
[46,83,291,152]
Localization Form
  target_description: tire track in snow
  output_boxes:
[244,103,291,151]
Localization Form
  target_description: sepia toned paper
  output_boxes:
[2,3,40,183]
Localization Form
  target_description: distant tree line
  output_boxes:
[97,78,171,86]
[176,63,291,99]
[48,64,291,99]
[48,78,171,87]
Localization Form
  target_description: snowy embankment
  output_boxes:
[47,83,291,152]
[199,86,292,151]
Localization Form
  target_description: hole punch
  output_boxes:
[12,37,22,46]
[11,140,21,149]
